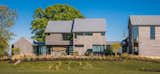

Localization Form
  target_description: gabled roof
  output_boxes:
[130,15,160,25]
[13,37,37,45]
[74,19,106,32]
[45,21,72,33]
[45,18,106,33]
[14,37,45,46]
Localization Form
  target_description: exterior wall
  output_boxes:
[128,22,133,53]
[138,26,160,56]
[13,38,34,55]
[45,33,70,45]
[74,33,106,55]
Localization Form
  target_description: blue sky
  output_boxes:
[1,0,160,44]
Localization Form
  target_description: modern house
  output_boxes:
[45,19,107,56]
[128,15,160,56]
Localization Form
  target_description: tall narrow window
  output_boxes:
[132,26,139,42]
[150,26,155,40]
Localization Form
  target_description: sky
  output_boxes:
[1,0,160,44]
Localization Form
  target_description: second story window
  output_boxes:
[75,33,83,38]
[46,33,50,36]
[101,32,105,36]
[84,32,93,36]
[150,26,155,40]
[62,33,72,40]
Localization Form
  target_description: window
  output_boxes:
[101,32,105,36]
[132,26,139,42]
[84,32,93,36]
[76,33,83,35]
[46,33,50,36]
[75,33,83,38]
[92,45,105,52]
[62,33,72,40]
[74,33,83,38]
[150,26,155,40]
[75,45,84,47]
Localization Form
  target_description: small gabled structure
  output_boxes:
[12,37,36,55]
[12,37,47,56]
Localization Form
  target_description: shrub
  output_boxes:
[105,49,113,55]
[12,48,20,55]
[84,49,93,56]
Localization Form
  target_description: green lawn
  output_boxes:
[0,60,160,74]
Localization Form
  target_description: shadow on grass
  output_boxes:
[139,68,160,72]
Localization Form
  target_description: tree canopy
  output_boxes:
[31,4,84,42]
[0,6,17,56]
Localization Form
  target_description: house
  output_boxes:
[12,37,47,56]
[128,15,160,56]
[45,18,107,56]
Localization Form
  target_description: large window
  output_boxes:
[150,26,155,40]
[92,45,105,52]
[62,33,72,40]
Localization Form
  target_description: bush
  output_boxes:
[85,49,93,56]
[12,48,20,55]
[73,51,79,56]
[105,49,113,55]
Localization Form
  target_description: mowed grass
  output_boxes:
[0,60,160,74]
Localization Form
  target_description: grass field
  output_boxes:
[0,60,160,74]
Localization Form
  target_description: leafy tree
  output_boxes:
[0,6,17,56]
[31,4,84,42]
[0,37,8,56]
[111,43,121,56]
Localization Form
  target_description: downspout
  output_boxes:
[70,19,75,55]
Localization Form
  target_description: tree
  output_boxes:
[31,4,84,42]
[111,43,121,56]
[0,37,8,56]
[0,6,17,56]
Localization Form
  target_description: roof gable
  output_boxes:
[74,19,106,32]
[45,21,72,33]
[14,37,36,45]
[130,15,160,25]
[45,18,106,33]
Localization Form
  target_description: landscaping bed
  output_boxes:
[0,60,160,74]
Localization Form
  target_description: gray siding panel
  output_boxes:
[45,34,70,45]
[139,26,160,56]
